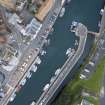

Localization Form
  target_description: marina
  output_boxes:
[8,0,104,105]
[75,40,78,46]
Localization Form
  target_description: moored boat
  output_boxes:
[20,78,27,86]
[26,72,32,79]
[9,92,16,102]
[55,68,61,75]
[31,65,38,72]
[35,56,42,65]
[43,84,50,92]
[59,7,65,17]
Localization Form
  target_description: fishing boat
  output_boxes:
[66,48,72,55]
[26,72,32,79]
[59,7,65,17]
[70,21,78,32]
[43,84,50,92]
[75,40,78,46]
[31,65,38,72]
[66,48,75,57]
[9,92,16,102]
[20,78,27,86]
[100,9,104,15]
[50,76,56,83]
[35,56,42,65]
[30,101,36,105]
[55,68,61,75]
[41,50,46,56]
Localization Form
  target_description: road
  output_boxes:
[36,23,87,105]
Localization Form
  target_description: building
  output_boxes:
[16,0,27,12]
[1,44,18,62]
[0,6,9,44]
[0,0,16,10]
[21,18,42,40]
[35,0,54,22]
[0,0,26,11]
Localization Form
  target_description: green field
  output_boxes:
[52,56,105,105]
[82,56,105,93]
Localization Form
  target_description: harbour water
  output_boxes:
[8,0,105,105]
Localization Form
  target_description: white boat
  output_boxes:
[66,48,72,55]
[35,56,42,65]
[55,68,61,75]
[30,101,36,105]
[41,50,46,56]
[75,40,78,46]
[100,9,104,15]
[20,78,27,86]
[45,39,50,46]
[50,76,56,83]
[72,21,78,26]
[9,93,16,102]
[31,65,38,72]
[59,7,65,17]
[66,48,75,57]
[43,84,50,91]
[26,72,32,79]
